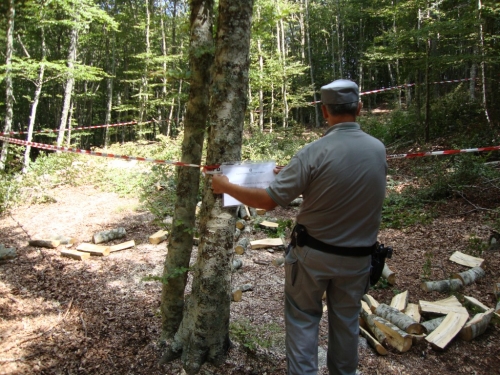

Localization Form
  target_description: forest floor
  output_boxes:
[1,169,500,375]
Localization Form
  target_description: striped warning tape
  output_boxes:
[0,120,154,137]
[2,135,499,167]
[309,78,475,105]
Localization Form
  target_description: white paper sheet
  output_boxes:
[221,161,276,207]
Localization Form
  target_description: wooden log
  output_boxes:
[232,259,243,271]
[238,205,250,220]
[93,227,126,244]
[235,219,246,230]
[244,205,251,219]
[51,235,76,245]
[249,207,257,217]
[372,315,413,352]
[382,263,396,285]
[390,290,408,311]
[362,294,380,313]
[149,230,168,245]
[231,283,253,301]
[421,279,463,293]
[259,221,279,229]
[359,308,387,347]
[289,197,303,206]
[422,316,446,333]
[359,327,388,356]
[425,312,469,350]
[463,295,491,312]
[76,243,110,256]
[0,244,16,260]
[272,257,285,267]
[60,249,90,261]
[361,300,372,316]
[449,251,484,268]
[451,266,485,286]
[458,308,494,341]
[255,208,266,215]
[234,238,250,255]
[28,239,60,248]
[250,238,285,249]
[109,240,135,253]
[419,296,469,316]
[375,304,426,335]
[404,303,421,323]
[232,289,243,302]
[253,259,269,266]
[234,228,241,241]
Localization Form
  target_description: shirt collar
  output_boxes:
[323,122,360,136]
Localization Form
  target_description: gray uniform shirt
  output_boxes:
[266,122,387,248]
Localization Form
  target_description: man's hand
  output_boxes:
[274,165,285,174]
[211,174,230,194]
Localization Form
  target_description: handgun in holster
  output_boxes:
[370,243,393,286]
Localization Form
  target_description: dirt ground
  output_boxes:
[1,181,500,375]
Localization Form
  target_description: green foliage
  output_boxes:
[229,318,281,352]
[0,172,19,215]
[381,191,433,229]
[362,109,420,146]
[465,235,487,258]
[371,277,390,290]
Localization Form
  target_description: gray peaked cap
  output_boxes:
[320,79,359,105]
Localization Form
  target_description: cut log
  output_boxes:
[76,243,110,256]
[51,235,76,245]
[458,309,494,341]
[232,289,243,302]
[382,263,396,285]
[28,240,60,248]
[244,205,251,219]
[234,228,241,241]
[390,290,408,311]
[404,303,421,323]
[0,244,16,260]
[231,283,253,301]
[253,259,269,266]
[249,207,257,217]
[234,238,250,255]
[463,295,491,312]
[272,257,285,267]
[235,219,246,230]
[451,266,485,286]
[259,221,279,229]
[93,227,126,244]
[425,312,469,350]
[421,279,463,293]
[409,334,427,344]
[361,300,372,316]
[359,327,388,356]
[422,316,446,334]
[60,249,90,261]
[359,308,387,347]
[289,197,303,206]
[255,208,266,215]
[238,205,250,220]
[362,294,380,313]
[449,251,484,268]
[149,230,168,245]
[232,259,243,271]
[375,304,426,335]
[250,238,285,249]
[372,315,413,352]
[109,240,135,253]
[419,296,469,316]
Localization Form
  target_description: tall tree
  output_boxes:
[160,0,214,339]
[0,0,15,171]
[161,1,254,373]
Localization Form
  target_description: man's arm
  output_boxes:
[211,174,278,211]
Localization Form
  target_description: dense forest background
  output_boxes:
[1,0,499,156]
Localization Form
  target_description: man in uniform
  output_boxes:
[211,79,387,375]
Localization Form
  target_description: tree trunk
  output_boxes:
[57,25,78,147]
[477,0,491,125]
[161,0,214,340]
[104,15,116,149]
[162,1,254,374]
[0,0,15,171]
[304,0,320,128]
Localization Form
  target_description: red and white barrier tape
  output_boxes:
[0,120,154,137]
[309,78,475,105]
[2,135,499,170]
[387,145,500,159]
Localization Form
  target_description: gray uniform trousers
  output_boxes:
[284,244,371,375]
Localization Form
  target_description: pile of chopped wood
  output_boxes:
[359,251,500,354]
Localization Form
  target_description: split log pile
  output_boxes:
[360,250,498,355]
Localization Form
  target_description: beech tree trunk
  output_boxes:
[160,0,214,339]
[0,0,15,171]
[162,2,254,373]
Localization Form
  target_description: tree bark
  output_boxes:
[162,2,254,373]
[160,0,214,340]
[0,0,15,171]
